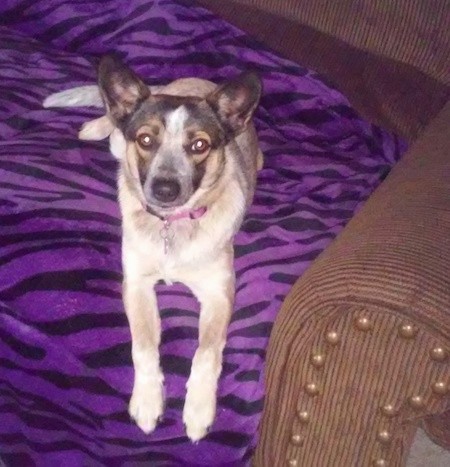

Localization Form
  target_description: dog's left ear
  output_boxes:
[207,72,262,135]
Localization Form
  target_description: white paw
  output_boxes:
[183,378,217,442]
[129,375,164,434]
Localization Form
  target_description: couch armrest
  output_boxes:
[253,101,450,465]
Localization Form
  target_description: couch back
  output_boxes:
[236,0,449,85]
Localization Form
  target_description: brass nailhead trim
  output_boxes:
[297,410,310,423]
[291,434,303,446]
[408,395,425,409]
[355,316,372,331]
[373,459,387,467]
[325,331,339,345]
[310,353,325,368]
[431,381,448,395]
[398,323,417,339]
[377,430,391,444]
[287,459,298,466]
[430,347,448,362]
[380,404,398,417]
[305,382,320,396]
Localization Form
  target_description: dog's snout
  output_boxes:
[151,178,181,203]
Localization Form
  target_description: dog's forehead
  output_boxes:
[126,95,220,138]
[165,106,189,135]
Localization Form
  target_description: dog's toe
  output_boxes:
[129,379,164,434]
[183,380,216,442]
[184,416,211,443]
[128,401,158,434]
[187,428,208,443]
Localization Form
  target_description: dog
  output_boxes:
[44,54,263,441]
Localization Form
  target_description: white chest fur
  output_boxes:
[121,177,245,286]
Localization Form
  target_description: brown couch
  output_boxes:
[196,1,449,465]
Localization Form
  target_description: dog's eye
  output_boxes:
[136,133,153,149]
[190,138,210,154]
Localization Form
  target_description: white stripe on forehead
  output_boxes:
[156,105,190,175]
[165,105,188,139]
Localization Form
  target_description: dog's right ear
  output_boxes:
[98,54,150,125]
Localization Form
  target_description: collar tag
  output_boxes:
[147,205,207,255]
[159,220,174,255]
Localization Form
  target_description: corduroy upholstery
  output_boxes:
[194,1,450,464]
[253,100,450,466]
[196,0,449,140]
[206,0,450,85]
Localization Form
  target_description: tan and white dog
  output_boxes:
[44,54,263,441]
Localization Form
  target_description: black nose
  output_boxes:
[151,178,181,202]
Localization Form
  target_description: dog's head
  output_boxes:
[98,54,261,215]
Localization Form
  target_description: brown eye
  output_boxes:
[137,133,153,149]
[191,138,210,154]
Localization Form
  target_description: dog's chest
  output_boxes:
[123,175,247,285]
[129,220,214,284]
[157,230,202,284]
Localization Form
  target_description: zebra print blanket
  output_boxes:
[0,0,405,465]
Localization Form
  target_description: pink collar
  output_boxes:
[165,206,207,223]
[144,203,207,223]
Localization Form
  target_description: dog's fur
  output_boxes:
[44,55,263,441]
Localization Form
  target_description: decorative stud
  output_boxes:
[398,323,417,339]
[355,316,372,331]
[373,459,387,467]
[305,383,320,396]
[408,395,424,409]
[430,347,448,362]
[297,410,310,423]
[291,434,303,446]
[431,381,448,396]
[288,459,298,466]
[377,430,391,444]
[380,404,397,417]
[325,331,339,345]
[310,353,325,368]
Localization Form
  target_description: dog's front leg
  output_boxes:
[182,254,235,441]
[123,276,164,434]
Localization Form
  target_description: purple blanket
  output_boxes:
[0,0,405,465]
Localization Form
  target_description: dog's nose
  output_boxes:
[151,178,181,202]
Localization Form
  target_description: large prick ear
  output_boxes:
[97,53,150,125]
[207,71,262,135]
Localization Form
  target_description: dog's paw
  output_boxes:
[183,378,216,442]
[129,376,164,434]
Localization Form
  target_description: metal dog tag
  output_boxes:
[160,220,174,254]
